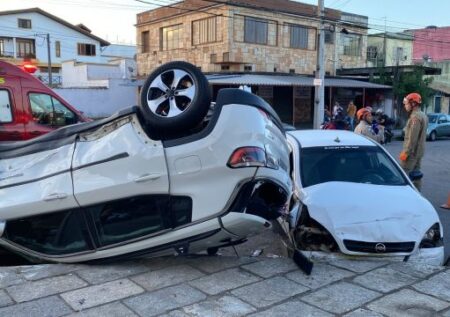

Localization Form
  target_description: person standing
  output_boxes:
[399,93,428,191]
[354,108,384,143]
[347,101,357,130]
[332,101,343,119]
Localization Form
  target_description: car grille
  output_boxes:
[343,240,415,253]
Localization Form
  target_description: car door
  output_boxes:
[71,115,171,247]
[24,92,79,139]
[436,115,447,136]
[0,143,94,257]
[443,115,450,136]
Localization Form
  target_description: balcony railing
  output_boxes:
[37,75,62,87]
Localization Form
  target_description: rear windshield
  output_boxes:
[300,146,407,187]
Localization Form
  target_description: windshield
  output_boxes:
[300,146,407,187]
[427,115,438,123]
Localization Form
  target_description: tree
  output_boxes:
[370,66,434,125]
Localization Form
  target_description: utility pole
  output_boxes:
[46,33,52,86]
[313,0,325,129]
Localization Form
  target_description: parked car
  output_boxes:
[0,60,89,142]
[0,61,292,263]
[279,130,444,266]
[427,113,450,141]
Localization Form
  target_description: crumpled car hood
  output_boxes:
[300,182,439,243]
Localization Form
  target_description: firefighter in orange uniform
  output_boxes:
[400,93,428,191]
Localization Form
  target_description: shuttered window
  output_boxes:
[160,24,182,50]
[289,24,308,49]
[141,31,150,53]
[244,16,268,45]
[192,17,217,45]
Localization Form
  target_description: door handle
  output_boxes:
[43,193,68,201]
[134,173,162,183]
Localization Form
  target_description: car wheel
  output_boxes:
[140,61,211,134]
[429,131,436,141]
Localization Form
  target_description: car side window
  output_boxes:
[85,195,192,247]
[0,89,13,123]
[29,93,77,126]
[438,116,447,123]
[4,210,93,255]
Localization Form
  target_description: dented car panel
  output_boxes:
[0,88,292,263]
[301,182,441,255]
[286,130,444,265]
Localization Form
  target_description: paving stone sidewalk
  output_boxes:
[0,255,449,317]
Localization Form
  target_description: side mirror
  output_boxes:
[409,170,423,181]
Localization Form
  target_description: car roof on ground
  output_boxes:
[288,130,377,148]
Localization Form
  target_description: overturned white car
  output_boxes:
[281,130,444,266]
[0,62,292,263]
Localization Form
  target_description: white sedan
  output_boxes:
[0,62,292,263]
[282,130,444,266]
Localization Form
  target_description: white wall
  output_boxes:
[0,12,103,63]
[61,59,136,88]
[54,79,138,118]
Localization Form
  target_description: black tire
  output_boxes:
[140,61,211,134]
[429,131,436,142]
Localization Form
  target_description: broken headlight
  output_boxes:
[419,223,443,248]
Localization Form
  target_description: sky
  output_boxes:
[0,0,449,45]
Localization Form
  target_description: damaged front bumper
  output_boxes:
[297,246,445,267]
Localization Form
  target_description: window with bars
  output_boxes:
[342,34,361,56]
[55,41,61,58]
[367,46,378,60]
[18,19,31,29]
[16,39,35,58]
[192,17,218,45]
[141,31,150,53]
[77,43,96,56]
[244,16,268,45]
[288,24,309,49]
[160,24,182,50]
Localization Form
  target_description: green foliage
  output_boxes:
[370,66,434,104]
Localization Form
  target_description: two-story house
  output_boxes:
[0,7,110,85]
[137,0,368,76]
[136,0,393,128]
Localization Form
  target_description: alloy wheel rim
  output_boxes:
[146,69,195,118]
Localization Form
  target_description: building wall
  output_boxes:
[0,12,103,64]
[136,2,368,76]
[412,27,450,63]
[54,79,137,118]
[367,35,413,67]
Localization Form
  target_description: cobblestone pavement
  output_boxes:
[0,255,449,316]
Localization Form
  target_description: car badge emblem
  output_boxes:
[334,137,340,143]
[375,243,386,253]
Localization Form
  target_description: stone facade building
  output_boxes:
[136,0,368,77]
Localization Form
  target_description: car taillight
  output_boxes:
[227,147,266,168]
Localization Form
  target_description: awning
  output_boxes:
[206,74,391,89]
[124,74,391,89]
